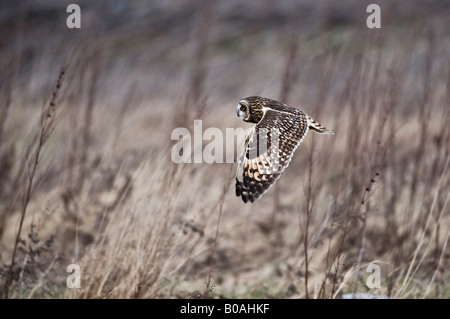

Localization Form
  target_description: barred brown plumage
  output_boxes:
[235,96,333,203]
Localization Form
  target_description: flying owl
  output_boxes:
[235,96,333,203]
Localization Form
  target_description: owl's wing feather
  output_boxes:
[236,127,253,187]
[236,109,309,203]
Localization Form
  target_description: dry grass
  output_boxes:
[0,0,449,299]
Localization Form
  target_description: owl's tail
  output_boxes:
[307,115,334,135]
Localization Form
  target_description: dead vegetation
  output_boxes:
[0,0,449,298]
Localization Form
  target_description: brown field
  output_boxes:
[0,0,449,298]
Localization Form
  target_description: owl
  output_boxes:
[235,96,333,203]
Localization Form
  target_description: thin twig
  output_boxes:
[3,66,65,299]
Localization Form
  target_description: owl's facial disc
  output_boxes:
[237,100,250,121]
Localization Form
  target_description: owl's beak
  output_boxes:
[237,104,244,119]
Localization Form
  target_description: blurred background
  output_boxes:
[0,0,449,298]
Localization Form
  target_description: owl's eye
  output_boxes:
[240,105,246,112]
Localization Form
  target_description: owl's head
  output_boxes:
[236,96,265,123]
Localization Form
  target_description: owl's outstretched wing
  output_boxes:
[235,109,309,203]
